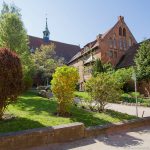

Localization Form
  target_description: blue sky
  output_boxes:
[0,0,150,47]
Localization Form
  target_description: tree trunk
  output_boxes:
[144,80,150,97]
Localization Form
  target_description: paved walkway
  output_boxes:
[28,126,150,150]
[107,103,150,117]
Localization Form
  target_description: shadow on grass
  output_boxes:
[7,91,136,129]
[14,91,57,115]
[70,107,112,127]
[0,117,46,134]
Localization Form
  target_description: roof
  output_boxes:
[116,39,150,68]
[68,40,98,64]
[116,44,139,68]
[29,35,80,63]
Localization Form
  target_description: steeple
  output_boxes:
[43,17,50,42]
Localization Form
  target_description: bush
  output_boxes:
[51,66,79,116]
[0,48,23,119]
[86,73,122,112]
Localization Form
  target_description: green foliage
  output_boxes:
[112,68,133,87]
[122,92,143,103]
[92,59,114,77]
[51,66,79,116]
[103,63,114,73]
[134,40,150,96]
[0,48,23,119]
[0,2,34,90]
[86,73,122,112]
[135,40,150,81]
[1,1,21,16]
[0,91,136,133]
[92,59,104,76]
[32,44,64,85]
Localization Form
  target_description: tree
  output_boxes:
[134,40,150,96]
[86,73,122,112]
[51,66,79,116]
[0,48,23,120]
[0,2,34,90]
[92,59,114,77]
[1,1,21,16]
[113,68,133,86]
[32,44,64,86]
[92,59,104,77]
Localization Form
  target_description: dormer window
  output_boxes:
[123,28,126,37]
[119,27,122,36]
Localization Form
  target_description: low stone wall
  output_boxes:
[85,117,150,137]
[0,117,150,150]
[0,122,85,150]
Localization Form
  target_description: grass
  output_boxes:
[74,91,90,100]
[0,91,136,133]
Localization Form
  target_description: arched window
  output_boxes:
[119,27,122,36]
[123,28,126,37]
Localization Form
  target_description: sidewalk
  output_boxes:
[27,126,150,150]
[107,103,150,117]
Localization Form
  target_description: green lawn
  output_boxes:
[74,91,90,100]
[0,91,136,133]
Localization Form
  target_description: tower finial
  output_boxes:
[43,15,50,42]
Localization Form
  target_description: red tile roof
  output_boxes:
[29,35,80,63]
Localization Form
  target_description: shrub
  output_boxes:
[0,48,23,119]
[86,73,122,112]
[51,66,79,116]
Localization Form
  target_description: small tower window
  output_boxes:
[119,27,122,36]
[123,28,126,37]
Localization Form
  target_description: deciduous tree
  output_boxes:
[0,48,23,119]
[134,40,150,96]
[86,73,122,112]
[0,2,34,90]
[51,66,79,116]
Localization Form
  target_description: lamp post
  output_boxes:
[132,69,138,117]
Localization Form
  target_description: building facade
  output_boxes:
[29,18,80,63]
[68,16,137,90]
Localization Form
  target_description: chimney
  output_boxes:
[118,16,124,22]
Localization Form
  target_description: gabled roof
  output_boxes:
[29,35,80,63]
[116,39,150,68]
[116,44,139,68]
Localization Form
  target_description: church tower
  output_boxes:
[43,18,50,42]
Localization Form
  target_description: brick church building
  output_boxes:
[68,16,137,90]
[28,18,80,64]
[29,16,145,91]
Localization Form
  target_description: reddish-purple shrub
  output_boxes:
[0,48,23,119]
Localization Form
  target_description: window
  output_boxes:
[123,40,127,50]
[119,27,122,36]
[123,28,126,37]
[108,50,113,58]
[114,51,117,58]
[119,39,123,50]
[108,37,113,48]
[129,38,132,47]
[113,39,117,48]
